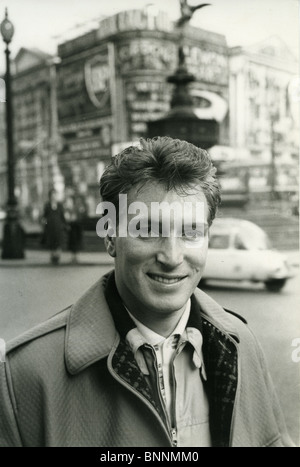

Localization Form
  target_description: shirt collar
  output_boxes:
[126,299,191,347]
[125,300,207,377]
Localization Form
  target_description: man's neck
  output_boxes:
[125,304,188,338]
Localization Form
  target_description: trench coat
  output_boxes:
[41,201,66,250]
[0,272,294,447]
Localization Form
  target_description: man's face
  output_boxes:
[107,182,209,323]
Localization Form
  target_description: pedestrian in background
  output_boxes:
[64,194,86,263]
[41,188,66,265]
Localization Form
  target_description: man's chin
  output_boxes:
[144,294,191,315]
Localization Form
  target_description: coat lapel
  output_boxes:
[189,291,239,447]
[65,271,117,374]
[202,319,238,447]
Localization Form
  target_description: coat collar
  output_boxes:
[65,272,117,374]
[65,271,239,375]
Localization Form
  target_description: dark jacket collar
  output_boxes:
[65,271,239,375]
[104,272,136,339]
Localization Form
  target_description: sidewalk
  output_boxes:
[0,248,299,268]
[0,249,114,267]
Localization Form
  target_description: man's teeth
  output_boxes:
[149,275,184,284]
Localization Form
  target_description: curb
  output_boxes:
[0,250,114,268]
[0,261,114,268]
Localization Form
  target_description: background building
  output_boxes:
[1,7,298,223]
[56,9,229,214]
[228,36,298,198]
[10,48,63,221]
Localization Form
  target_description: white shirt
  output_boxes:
[125,301,211,447]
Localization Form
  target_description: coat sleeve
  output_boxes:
[0,359,23,447]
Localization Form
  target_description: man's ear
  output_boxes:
[104,235,116,257]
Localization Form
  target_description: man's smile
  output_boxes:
[147,273,188,285]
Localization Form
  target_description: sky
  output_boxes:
[0,0,298,71]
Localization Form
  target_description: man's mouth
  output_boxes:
[147,273,187,284]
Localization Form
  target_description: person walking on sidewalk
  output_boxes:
[41,188,66,265]
[65,194,87,263]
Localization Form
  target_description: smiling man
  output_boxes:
[108,183,209,336]
[0,137,294,447]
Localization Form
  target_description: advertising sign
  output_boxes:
[57,45,111,121]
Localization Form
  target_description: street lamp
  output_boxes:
[1,8,25,259]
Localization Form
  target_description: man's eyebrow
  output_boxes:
[185,222,209,228]
[135,217,152,224]
[148,220,207,226]
[137,219,209,231]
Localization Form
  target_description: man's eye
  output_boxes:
[183,230,205,240]
[137,224,160,238]
[138,227,150,238]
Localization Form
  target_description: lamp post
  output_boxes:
[269,114,277,200]
[1,8,25,258]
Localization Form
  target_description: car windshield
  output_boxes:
[209,234,230,249]
[210,221,273,251]
[235,224,272,250]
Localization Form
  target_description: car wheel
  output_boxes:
[264,278,287,292]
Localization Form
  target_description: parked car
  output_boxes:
[201,218,295,291]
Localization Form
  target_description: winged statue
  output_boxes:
[177,0,211,27]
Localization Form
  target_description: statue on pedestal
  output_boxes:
[177,0,211,28]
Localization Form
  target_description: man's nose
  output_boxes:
[156,236,184,268]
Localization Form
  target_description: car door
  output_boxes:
[203,232,237,280]
[225,233,255,280]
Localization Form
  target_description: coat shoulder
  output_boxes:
[6,306,71,355]
[223,308,248,324]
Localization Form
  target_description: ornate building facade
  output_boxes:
[8,48,63,220]
[228,36,298,195]
[1,8,298,220]
[56,8,229,215]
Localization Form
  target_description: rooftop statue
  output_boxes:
[177,0,211,27]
